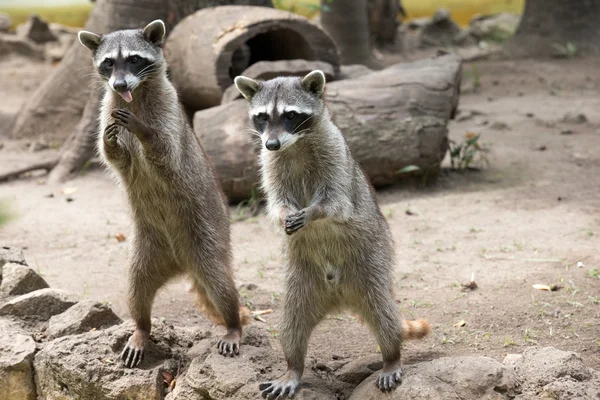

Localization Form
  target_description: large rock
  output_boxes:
[468,12,520,43]
[221,59,336,103]
[349,356,520,400]
[34,322,181,400]
[16,15,58,44]
[0,332,36,400]
[47,299,122,339]
[335,354,382,385]
[0,288,78,320]
[0,34,44,60]
[509,347,600,399]
[0,13,12,33]
[168,325,337,400]
[0,263,49,298]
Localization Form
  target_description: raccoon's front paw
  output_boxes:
[103,123,119,146]
[284,210,307,235]
[112,109,140,133]
[120,329,149,368]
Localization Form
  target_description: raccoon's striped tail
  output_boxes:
[401,319,431,340]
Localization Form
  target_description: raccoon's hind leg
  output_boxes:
[189,258,244,357]
[121,226,179,368]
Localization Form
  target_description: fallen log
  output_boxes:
[194,55,462,202]
[164,5,340,111]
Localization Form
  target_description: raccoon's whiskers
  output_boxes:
[292,115,315,134]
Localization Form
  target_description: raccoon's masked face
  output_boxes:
[78,20,166,103]
[235,70,326,151]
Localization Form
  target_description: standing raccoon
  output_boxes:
[78,20,246,367]
[235,71,431,398]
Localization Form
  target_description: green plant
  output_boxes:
[552,42,577,58]
[233,186,261,222]
[448,132,490,170]
[0,199,15,227]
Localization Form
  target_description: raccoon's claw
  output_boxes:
[103,123,119,146]
[376,366,402,392]
[217,331,241,357]
[120,329,149,368]
[112,109,138,132]
[259,371,300,399]
[284,210,307,235]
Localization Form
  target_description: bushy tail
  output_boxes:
[188,280,252,326]
[401,319,431,340]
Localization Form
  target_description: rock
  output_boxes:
[489,121,510,130]
[419,9,473,48]
[221,59,336,103]
[469,13,520,43]
[0,13,12,33]
[170,325,337,400]
[335,354,382,385]
[0,34,44,60]
[47,299,122,339]
[0,263,49,297]
[16,15,57,44]
[561,112,588,124]
[0,332,36,400]
[0,246,26,266]
[337,64,374,80]
[0,288,78,320]
[511,347,600,399]
[34,322,178,400]
[349,356,520,400]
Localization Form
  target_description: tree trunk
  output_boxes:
[320,0,381,68]
[193,55,462,202]
[164,5,339,111]
[8,0,271,183]
[507,0,600,57]
[367,0,401,47]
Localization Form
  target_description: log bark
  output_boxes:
[194,55,462,202]
[163,6,340,111]
[506,0,600,57]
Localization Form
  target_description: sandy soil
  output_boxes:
[0,54,598,372]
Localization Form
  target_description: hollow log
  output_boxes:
[163,6,340,111]
[194,55,462,202]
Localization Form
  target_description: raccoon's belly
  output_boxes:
[288,219,353,268]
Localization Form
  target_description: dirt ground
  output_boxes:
[0,53,599,374]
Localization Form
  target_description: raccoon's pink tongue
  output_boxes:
[119,91,133,103]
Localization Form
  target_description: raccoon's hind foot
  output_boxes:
[259,370,301,399]
[121,329,149,368]
[376,363,402,392]
[217,329,241,357]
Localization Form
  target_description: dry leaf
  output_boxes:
[61,187,77,195]
[115,233,126,242]
[532,284,562,292]
[454,320,467,327]
[162,370,174,385]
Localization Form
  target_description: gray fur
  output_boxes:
[238,71,405,398]
[80,20,244,368]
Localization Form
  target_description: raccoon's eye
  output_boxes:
[130,56,139,64]
[284,111,296,120]
[102,59,114,68]
[257,113,269,121]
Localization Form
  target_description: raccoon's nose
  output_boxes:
[113,80,128,91]
[265,139,281,151]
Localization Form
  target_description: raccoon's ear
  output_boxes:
[234,76,260,100]
[143,20,166,46]
[78,31,102,52]
[302,70,326,97]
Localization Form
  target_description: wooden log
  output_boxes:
[194,55,462,202]
[164,6,340,111]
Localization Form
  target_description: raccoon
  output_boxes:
[78,20,247,367]
[235,71,430,398]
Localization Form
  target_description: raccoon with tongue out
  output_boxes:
[78,20,248,368]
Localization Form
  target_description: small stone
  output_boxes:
[29,141,49,152]
[0,263,49,297]
[560,129,574,135]
[47,299,122,339]
[561,112,588,124]
[0,288,78,321]
[0,13,12,33]
[0,333,36,400]
[16,15,57,44]
[489,121,510,130]
[0,246,26,266]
